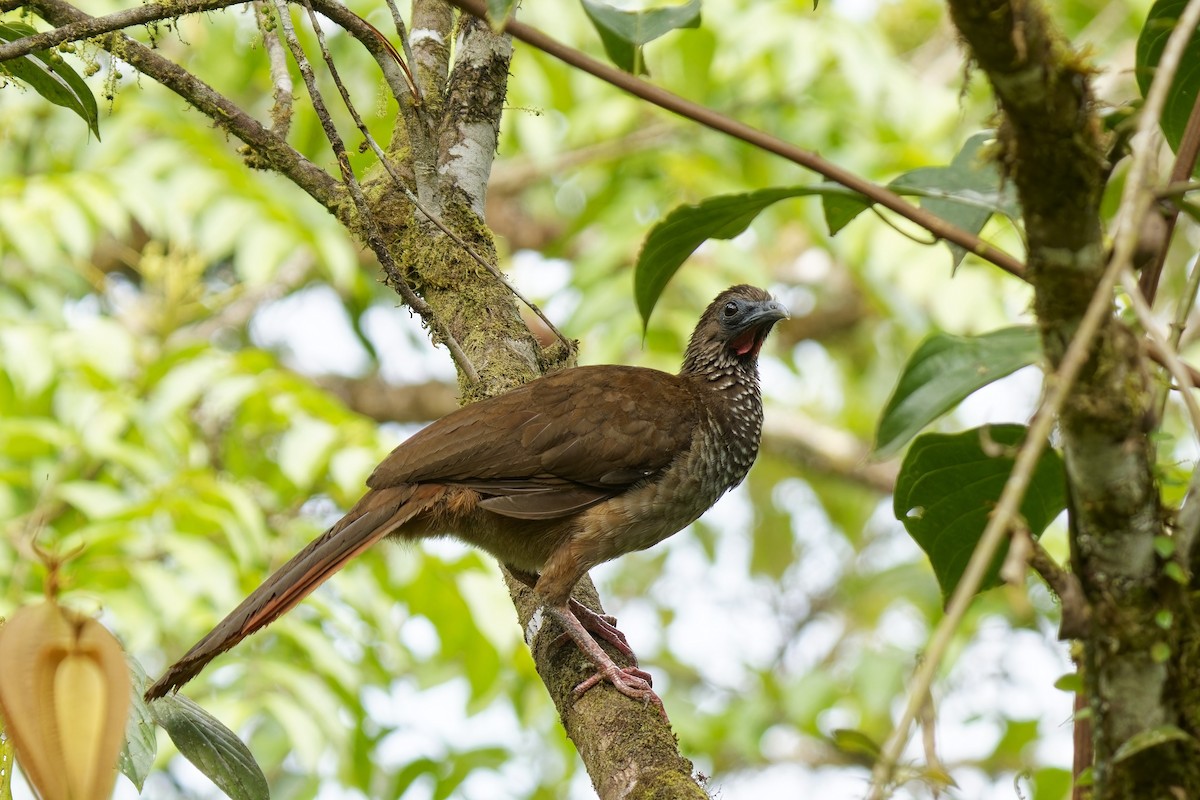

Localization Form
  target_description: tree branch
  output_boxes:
[1138,84,1200,306]
[446,0,1027,279]
[762,411,898,494]
[939,0,1200,797]
[25,0,343,213]
[0,0,413,106]
[411,0,452,113]
[0,0,237,61]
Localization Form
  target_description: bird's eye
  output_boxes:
[723,301,739,317]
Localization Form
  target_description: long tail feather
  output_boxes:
[145,485,440,699]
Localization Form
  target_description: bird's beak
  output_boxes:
[730,298,789,357]
[743,299,789,328]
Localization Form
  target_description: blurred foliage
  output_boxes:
[2,0,1192,797]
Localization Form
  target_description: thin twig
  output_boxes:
[26,0,341,209]
[0,0,414,110]
[1151,96,1200,419]
[1028,539,1091,639]
[0,0,234,62]
[867,258,1121,800]
[1139,84,1200,305]
[445,0,1027,280]
[918,689,946,798]
[1122,268,1200,437]
[306,0,412,103]
[1159,180,1200,198]
[866,4,1200,793]
[400,183,574,352]
[349,13,418,100]
[271,0,478,383]
[382,0,421,105]
[868,205,939,246]
[1127,268,1200,574]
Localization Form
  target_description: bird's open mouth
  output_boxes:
[731,325,771,357]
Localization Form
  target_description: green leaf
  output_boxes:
[153,694,270,800]
[633,136,1016,326]
[0,22,100,139]
[1136,0,1200,177]
[890,131,1018,267]
[829,132,1019,266]
[634,186,830,327]
[1053,671,1083,693]
[120,659,159,791]
[581,0,701,74]
[820,188,872,235]
[893,425,1066,602]
[1030,767,1073,800]
[829,728,882,762]
[874,326,1042,458]
[1112,725,1195,763]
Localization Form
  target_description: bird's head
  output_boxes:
[682,285,789,374]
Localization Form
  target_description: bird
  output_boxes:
[146,285,787,714]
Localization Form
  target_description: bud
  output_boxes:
[0,603,130,800]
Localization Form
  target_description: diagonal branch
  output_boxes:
[24,0,342,210]
[878,1,1200,799]
[867,233,1132,799]
[0,0,238,60]
[446,0,1027,279]
[1138,87,1200,306]
[0,0,414,111]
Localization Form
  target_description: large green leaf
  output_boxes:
[830,132,1019,266]
[633,134,1017,326]
[874,326,1042,459]
[0,22,100,139]
[891,132,1020,267]
[581,0,701,74]
[120,659,158,792]
[153,694,269,800]
[894,425,1066,602]
[1136,0,1200,176]
[634,186,854,327]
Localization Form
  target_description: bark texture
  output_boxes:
[946,0,1198,796]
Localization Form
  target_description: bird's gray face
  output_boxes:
[720,295,789,359]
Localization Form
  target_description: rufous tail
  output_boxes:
[145,484,441,700]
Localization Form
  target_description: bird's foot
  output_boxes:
[545,604,668,721]
[573,664,667,720]
[572,664,653,696]
[562,598,638,664]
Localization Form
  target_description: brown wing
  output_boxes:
[367,365,701,518]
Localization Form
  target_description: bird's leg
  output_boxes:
[505,565,638,663]
[567,597,637,664]
[545,604,666,721]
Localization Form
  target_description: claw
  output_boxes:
[553,598,637,664]
[573,665,667,721]
[545,604,668,722]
